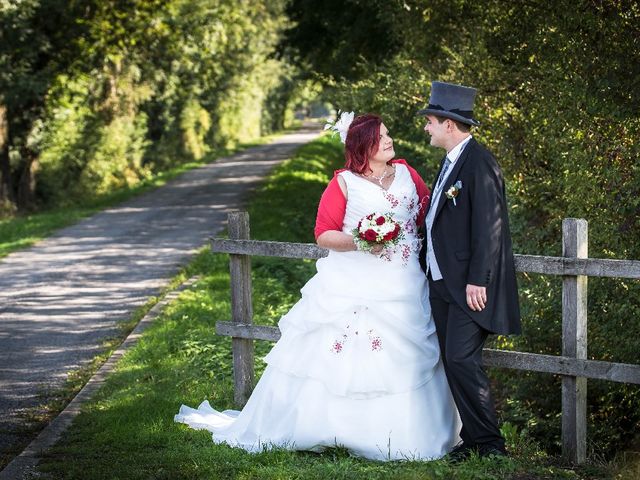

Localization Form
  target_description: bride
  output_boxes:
[175,112,460,461]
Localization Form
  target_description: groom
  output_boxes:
[417,81,521,459]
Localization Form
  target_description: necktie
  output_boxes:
[435,157,452,191]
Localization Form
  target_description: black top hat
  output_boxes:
[416,81,480,126]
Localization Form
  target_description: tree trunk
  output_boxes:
[16,146,38,211]
[0,103,14,211]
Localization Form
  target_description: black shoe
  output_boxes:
[477,443,507,458]
[447,442,475,463]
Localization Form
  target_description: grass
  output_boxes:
[31,135,627,479]
[0,227,209,470]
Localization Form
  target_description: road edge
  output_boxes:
[0,276,200,480]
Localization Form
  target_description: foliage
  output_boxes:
[283,0,640,458]
[0,0,302,213]
[283,0,402,80]
[180,98,211,161]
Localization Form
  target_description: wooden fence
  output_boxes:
[213,211,640,464]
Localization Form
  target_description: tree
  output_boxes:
[0,0,295,210]
[0,0,85,209]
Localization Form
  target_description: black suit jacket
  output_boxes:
[420,138,521,334]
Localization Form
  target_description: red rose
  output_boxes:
[376,216,385,225]
[393,223,401,235]
[364,229,378,242]
[383,231,394,241]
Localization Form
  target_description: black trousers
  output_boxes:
[428,276,505,449]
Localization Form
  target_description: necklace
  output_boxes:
[365,166,394,186]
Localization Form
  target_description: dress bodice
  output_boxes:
[339,163,422,264]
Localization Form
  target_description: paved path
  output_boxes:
[0,124,321,462]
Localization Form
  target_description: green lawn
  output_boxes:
[35,135,625,479]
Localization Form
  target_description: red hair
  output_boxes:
[344,114,382,174]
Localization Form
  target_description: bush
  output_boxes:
[289,0,640,457]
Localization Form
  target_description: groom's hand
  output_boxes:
[466,284,487,311]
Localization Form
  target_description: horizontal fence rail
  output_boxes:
[213,212,640,465]
[211,238,640,278]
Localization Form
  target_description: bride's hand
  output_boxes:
[370,243,384,255]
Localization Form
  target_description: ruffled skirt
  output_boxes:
[175,250,460,461]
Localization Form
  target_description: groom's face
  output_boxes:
[424,115,448,148]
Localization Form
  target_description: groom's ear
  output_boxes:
[443,118,455,133]
[453,120,471,133]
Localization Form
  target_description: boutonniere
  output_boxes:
[445,180,462,206]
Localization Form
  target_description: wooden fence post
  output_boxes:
[228,212,254,407]
[562,218,588,464]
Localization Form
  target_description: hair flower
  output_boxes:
[324,110,355,143]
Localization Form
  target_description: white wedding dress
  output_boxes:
[175,163,460,461]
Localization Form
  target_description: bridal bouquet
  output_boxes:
[352,212,404,252]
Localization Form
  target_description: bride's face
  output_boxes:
[369,123,395,164]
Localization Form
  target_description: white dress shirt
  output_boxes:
[425,135,473,280]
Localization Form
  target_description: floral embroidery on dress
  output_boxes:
[330,318,382,354]
[401,244,412,264]
[368,329,383,351]
[382,191,400,208]
[379,248,393,262]
[377,184,423,266]
[331,340,344,354]
[331,333,348,354]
